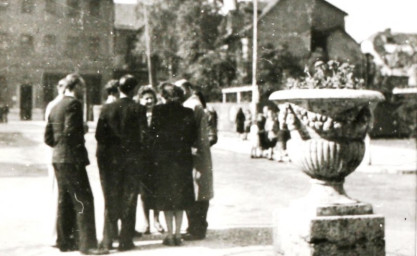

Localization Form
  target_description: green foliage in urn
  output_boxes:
[285,60,366,90]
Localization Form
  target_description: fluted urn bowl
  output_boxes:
[269,89,384,210]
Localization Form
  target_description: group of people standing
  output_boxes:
[44,73,215,255]
[235,106,290,162]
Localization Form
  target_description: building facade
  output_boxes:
[113,2,149,86]
[257,0,363,64]
[0,0,114,120]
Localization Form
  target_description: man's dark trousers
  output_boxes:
[100,159,139,249]
[186,200,209,238]
[45,96,98,253]
[95,98,146,249]
[53,163,97,252]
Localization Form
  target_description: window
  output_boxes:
[89,0,100,17]
[45,0,56,14]
[88,36,100,57]
[0,0,9,9]
[21,0,34,13]
[67,0,79,17]
[65,36,79,57]
[20,34,34,54]
[311,30,327,52]
[43,34,56,54]
[0,32,9,51]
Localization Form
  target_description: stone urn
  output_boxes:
[269,89,386,256]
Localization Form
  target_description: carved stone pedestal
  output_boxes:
[269,89,386,256]
[274,206,385,256]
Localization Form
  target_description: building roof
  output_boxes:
[260,0,347,20]
[236,0,348,38]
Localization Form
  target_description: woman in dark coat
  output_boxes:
[136,85,165,234]
[235,108,245,136]
[150,83,197,246]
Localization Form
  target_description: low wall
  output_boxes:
[207,102,251,132]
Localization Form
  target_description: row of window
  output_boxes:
[0,0,101,17]
[0,32,102,57]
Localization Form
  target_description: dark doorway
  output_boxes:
[0,76,8,105]
[42,73,66,110]
[83,74,102,121]
[20,84,32,120]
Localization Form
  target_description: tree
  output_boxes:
[133,0,227,101]
[257,43,304,99]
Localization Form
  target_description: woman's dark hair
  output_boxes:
[137,85,157,101]
[194,91,207,109]
[119,74,137,94]
[65,73,85,91]
[159,82,184,102]
[104,79,119,95]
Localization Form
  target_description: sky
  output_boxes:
[114,0,417,43]
[326,0,417,42]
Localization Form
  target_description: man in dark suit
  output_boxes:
[95,74,146,251]
[44,73,107,255]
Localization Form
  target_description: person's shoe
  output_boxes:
[59,246,77,252]
[182,233,205,241]
[58,243,77,252]
[98,241,113,251]
[174,235,183,246]
[162,236,175,246]
[154,222,165,233]
[118,241,135,251]
[144,227,151,235]
[134,231,143,238]
[81,248,109,255]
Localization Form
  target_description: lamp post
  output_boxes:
[251,0,259,119]
[139,0,153,86]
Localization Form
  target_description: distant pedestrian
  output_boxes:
[249,119,261,158]
[0,106,3,123]
[256,110,267,156]
[207,105,218,146]
[276,114,291,163]
[151,83,197,246]
[264,108,279,160]
[1,105,8,123]
[45,73,107,255]
[243,109,252,140]
[235,108,245,139]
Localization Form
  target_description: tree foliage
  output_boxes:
[257,43,304,98]
[134,0,228,101]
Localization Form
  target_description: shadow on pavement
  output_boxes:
[130,227,272,250]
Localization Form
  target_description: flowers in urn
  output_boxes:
[285,60,366,89]
[278,60,374,142]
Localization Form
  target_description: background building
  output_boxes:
[0,0,114,120]
[361,29,417,137]
[113,2,149,85]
